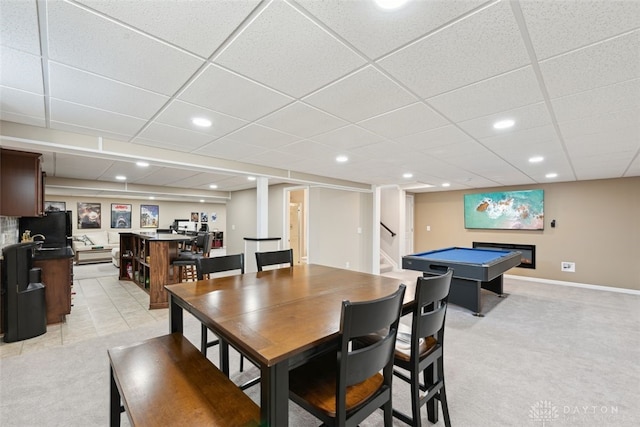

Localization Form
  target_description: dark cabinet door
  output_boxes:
[0,149,44,217]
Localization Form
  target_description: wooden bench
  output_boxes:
[108,333,261,427]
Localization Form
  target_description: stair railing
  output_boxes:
[380,222,396,237]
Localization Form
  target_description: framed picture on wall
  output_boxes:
[463,189,544,230]
[191,212,199,222]
[44,201,66,212]
[78,202,101,229]
[140,205,159,228]
[200,212,208,222]
[111,204,132,228]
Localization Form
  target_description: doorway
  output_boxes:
[286,188,308,265]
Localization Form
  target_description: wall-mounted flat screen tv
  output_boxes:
[464,189,544,230]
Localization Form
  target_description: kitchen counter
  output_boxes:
[33,246,74,260]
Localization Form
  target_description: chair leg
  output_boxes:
[438,356,451,427]
[240,355,244,372]
[383,397,393,427]
[425,364,438,424]
[411,367,422,427]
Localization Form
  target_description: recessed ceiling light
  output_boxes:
[493,119,515,129]
[442,183,451,187]
[192,117,212,127]
[115,175,126,180]
[209,184,218,189]
[529,156,544,163]
[546,173,558,179]
[136,161,149,167]
[149,196,155,200]
[403,172,413,179]
[199,199,205,203]
[374,0,410,10]
[336,155,348,163]
[247,176,256,181]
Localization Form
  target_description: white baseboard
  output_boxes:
[504,274,640,295]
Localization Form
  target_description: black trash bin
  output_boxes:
[2,242,47,342]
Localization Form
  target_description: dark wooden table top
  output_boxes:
[166,264,415,367]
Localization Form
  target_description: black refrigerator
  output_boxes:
[19,211,72,248]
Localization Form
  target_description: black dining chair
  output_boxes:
[392,270,453,427]
[173,232,213,281]
[195,254,245,356]
[255,248,293,271]
[289,284,406,427]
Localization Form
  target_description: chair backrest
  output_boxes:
[336,284,406,421]
[410,270,453,360]
[255,249,293,272]
[196,254,244,280]
[198,232,214,256]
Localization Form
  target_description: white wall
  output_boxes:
[225,188,257,256]
[380,186,402,265]
[45,195,226,236]
[308,187,373,272]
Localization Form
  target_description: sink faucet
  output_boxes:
[31,234,46,241]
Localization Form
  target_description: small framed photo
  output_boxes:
[191,212,199,222]
[141,205,159,228]
[45,201,66,212]
[200,212,208,223]
[111,204,132,229]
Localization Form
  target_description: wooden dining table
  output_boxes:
[165,263,415,426]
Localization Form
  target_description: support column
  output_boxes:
[257,177,268,238]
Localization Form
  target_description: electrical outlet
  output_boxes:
[561,262,575,272]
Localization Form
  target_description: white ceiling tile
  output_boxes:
[572,151,636,180]
[222,124,299,150]
[48,62,169,119]
[155,100,248,138]
[0,86,44,119]
[559,108,640,141]
[244,149,306,170]
[395,125,475,152]
[378,1,530,98]
[458,102,553,139]
[295,0,485,59]
[540,31,640,98]
[179,64,293,121]
[49,121,130,142]
[280,139,340,161]
[310,125,385,150]
[358,102,449,139]
[552,79,640,123]
[46,0,204,95]
[131,167,201,187]
[258,102,348,138]
[304,66,416,122]
[520,0,640,60]
[479,124,561,152]
[50,98,147,137]
[0,0,41,54]
[196,137,268,162]
[76,0,260,57]
[564,125,639,158]
[215,0,365,98]
[0,46,43,93]
[0,111,46,128]
[427,67,544,122]
[51,153,113,180]
[134,123,215,151]
[422,140,488,160]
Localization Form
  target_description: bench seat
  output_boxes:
[108,333,261,427]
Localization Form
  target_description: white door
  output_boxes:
[405,194,414,255]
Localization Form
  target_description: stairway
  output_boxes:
[380,256,393,274]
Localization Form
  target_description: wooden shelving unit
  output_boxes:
[119,232,190,309]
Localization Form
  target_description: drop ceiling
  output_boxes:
[0,0,638,201]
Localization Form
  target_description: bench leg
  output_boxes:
[110,366,121,427]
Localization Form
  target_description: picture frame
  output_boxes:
[191,212,199,222]
[464,189,544,230]
[77,202,101,229]
[200,212,208,223]
[140,205,159,228]
[44,201,66,212]
[111,203,132,229]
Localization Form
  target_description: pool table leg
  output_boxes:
[481,274,504,296]
[447,277,484,316]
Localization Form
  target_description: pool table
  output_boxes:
[402,247,522,316]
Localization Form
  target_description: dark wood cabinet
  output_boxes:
[33,256,73,324]
[0,148,44,217]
